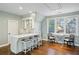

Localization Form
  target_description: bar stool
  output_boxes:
[29,36,34,50]
[21,38,31,54]
[34,35,38,48]
[30,37,35,50]
[64,34,75,47]
[48,33,56,43]
[37,35,42,47]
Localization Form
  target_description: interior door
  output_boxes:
[8,20,18,43]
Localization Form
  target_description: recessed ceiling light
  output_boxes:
[19,6,23,10]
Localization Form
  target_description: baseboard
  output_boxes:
[0,43,9,48]
[42,39,48,41]
[75,44,79,47]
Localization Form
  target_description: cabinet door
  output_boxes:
[22,19,33,33]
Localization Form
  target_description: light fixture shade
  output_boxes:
[19,6,23,10]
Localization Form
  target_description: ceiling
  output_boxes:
[0,3,79,16]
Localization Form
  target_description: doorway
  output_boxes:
[8,20,18,43]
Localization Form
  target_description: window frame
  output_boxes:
[47,15,79,36]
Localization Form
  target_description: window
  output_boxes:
[49,19,55,33]
[66,18,76,34]
[48,16,77,34]
[56,18,64,33]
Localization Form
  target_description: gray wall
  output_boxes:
[0,11,22,45]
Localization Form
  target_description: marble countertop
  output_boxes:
[13,33,39,38]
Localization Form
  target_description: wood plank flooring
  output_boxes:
[0,41,79,55]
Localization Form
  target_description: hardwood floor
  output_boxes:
[0,41,79,55]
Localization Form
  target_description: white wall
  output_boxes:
[0,11,22,45]
[34,21,40,33]
[41,18,48,40]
